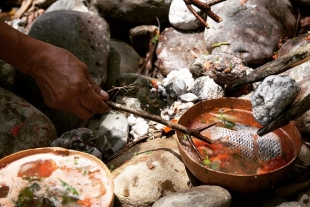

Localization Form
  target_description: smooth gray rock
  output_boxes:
[27,10,110,86]
[251,75,300,126]
[0,87,57,158]
[16,10,110,134]
[104,38,140,90]
[152,185,231,207]
[87,0,173,25]
[204,0,297,65]
[155,27,208,76]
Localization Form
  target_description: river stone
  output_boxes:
[87,110,129,153]
[16,10,110,135]
[0,87,57,158]
[86,0,173,25]
[188,76,225,101]
[189,54,249,85]
[204,0,297,65]
[104,38,140,90]
[50,128,103,159]
[152,185,231,207]
[155,27,208,76]
[169,0,205,30]
[277,34,310,58]
[251,75,300,126]
[27,10,110,86]
[45,0,89,12]
[108,137,195,207]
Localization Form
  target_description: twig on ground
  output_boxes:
[183,0,227,29]
[106,100,215,144]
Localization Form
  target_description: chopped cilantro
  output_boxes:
[59,179,79,195]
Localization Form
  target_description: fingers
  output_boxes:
[79,83,110,116]
[83,68,110,101]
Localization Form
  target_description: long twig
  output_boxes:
[232,43,310,88]
[183,0,227,29]
[106,101,214,144]
[186,134,203,160]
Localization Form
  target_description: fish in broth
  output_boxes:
[183,109,295,175]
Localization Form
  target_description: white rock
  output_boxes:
[179,93,198,102]
[130,120,149,141]
[169,0,206,30]
[46,0,89,13]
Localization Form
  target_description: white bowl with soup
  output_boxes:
[0,147,114,207]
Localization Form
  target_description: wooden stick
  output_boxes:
[233,43,310,88]
[183,0,226,29]
[106,101,214,144]
[186,134,204,160]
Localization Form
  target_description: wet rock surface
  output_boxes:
[15,10,110,135]
[204,0,297,65]
[155,27,208,76]
[152,185,231,207]
[0,87,57,158]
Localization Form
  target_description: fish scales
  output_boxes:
[201,126,282,162]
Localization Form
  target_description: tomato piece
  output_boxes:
[18,159,57,178]
[77,198,92,207]
[192,138,209,148]
[39,160,57,177]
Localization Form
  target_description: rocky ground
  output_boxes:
[2,0,310,206]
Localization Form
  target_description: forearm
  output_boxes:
[0,20,46,75]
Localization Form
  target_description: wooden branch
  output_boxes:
[233,43,310,88]
[183,0,226,29]
[106,101,214,144]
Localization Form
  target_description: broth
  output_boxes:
[181,108,295,175]
[0,153,113,207]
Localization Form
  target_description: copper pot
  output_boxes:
[176,98,302,194]
[0,147,114,207]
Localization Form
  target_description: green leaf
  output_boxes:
[59,178,79,195]
[183,134,188,140]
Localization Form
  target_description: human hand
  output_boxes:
[28,44,110,119]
